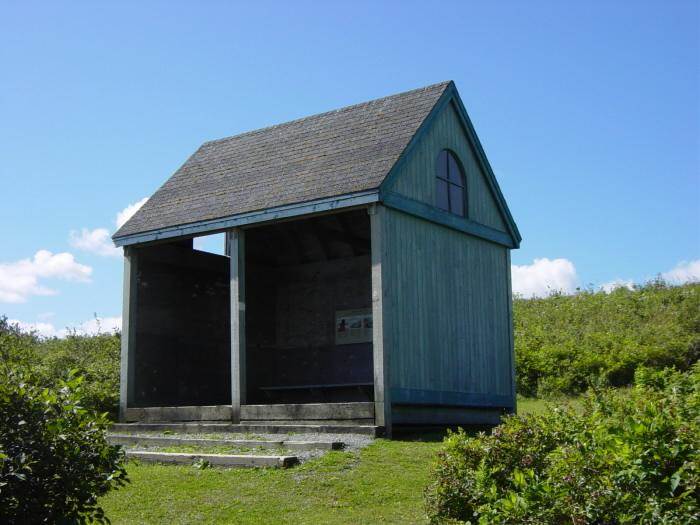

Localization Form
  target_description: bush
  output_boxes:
[514,281,700,397]
[38,332,121,417]
[0,370,129,524]
[0,317,121,417]
[425,365,700,524]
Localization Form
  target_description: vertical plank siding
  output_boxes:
[387,100,507,233]
[383,207,513,406]
[379,95,517,414]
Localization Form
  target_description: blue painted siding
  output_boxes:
[385,100,508,233]
[382,207,514,404]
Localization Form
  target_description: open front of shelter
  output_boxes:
[113,81,522,436]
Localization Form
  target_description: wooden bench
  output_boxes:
[259,383,373,392]
[258,383,373,402]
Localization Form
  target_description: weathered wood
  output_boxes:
[111,421,380,436]
[124,405,232,422]
[392,405,503,426]
[119,247,138,422]
[369,204,392,436]
[244,212,373,405]
[132,244,231,407]
[228,229,246,423]
[391,389,513,409]
[382,95,518,242]
[240,419,373,426]
[108,434,344,451]
[381,207,513,410]
[240,402,374,421]
[125,450,299,468]
[506,250,517,413]
[381,191,514,248]
[114,190,379,247]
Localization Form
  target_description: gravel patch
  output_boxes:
[109,430,374,463]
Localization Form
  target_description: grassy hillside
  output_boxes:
[514,281,699,397]
[2,282,698,408]
[3,283,699,524]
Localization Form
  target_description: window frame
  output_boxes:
[435,149,467,217]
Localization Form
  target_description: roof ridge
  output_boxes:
[202,80,453,147]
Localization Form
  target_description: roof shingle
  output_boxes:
[113,81,451,239]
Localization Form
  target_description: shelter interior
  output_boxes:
[130,209,373,408]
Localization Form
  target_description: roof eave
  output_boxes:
[112,189,380,247]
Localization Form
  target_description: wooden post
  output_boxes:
[506,250,517,414]
[119,246,138,422]
[227,229,246,423]
[368,204,392,437]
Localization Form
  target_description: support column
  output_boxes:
[227,229,246,423]
[368,204,392,437]
[119,246,138,422]
[506,250,517,414]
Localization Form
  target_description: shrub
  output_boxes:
[0,317,41,370]
[0,370,128,524]
[425,365,700,524]
[38,332,121,417]
[514,281,700,397]
[0,316,121,417]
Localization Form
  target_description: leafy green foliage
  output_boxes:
[0,316,120,417]
[0,370,129,524]
[425,365,700,524]
[514,281,700,397]
[39,332,121,417]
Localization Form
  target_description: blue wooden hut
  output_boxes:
[113,81,521,436]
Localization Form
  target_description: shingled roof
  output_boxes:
[113,81,452,241]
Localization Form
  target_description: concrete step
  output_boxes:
[240,419,373,425]
[108,433,344,451]
[111,422,381,437]
[124,403,374,424]
[125,450,298,468]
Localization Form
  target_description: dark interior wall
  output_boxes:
[245,210,373,404]
[132,240,230,407]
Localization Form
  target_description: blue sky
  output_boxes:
[1,1,698,336]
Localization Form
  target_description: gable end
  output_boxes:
[379,83,521,248]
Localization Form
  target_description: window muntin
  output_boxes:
[435,150,465,216]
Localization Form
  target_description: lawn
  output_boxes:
[100,401,549,524]
[100,437,442,524]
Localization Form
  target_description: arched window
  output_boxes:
[435,150,465,216]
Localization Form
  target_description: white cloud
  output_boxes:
[115,197,148,229]
[511,257,578,298]
[9,315,121,338]
[69,228,121,257]
[69,197,148,257]
[600,279,635,293]
[72,315,122,335]
[8,320,62,338]
[662,259,700,284]
[0,250,92,303]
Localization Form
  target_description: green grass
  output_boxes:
[139,443,287,455]
[100,401,573,524]
[517,396,582,416]
[100,438,443,524]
